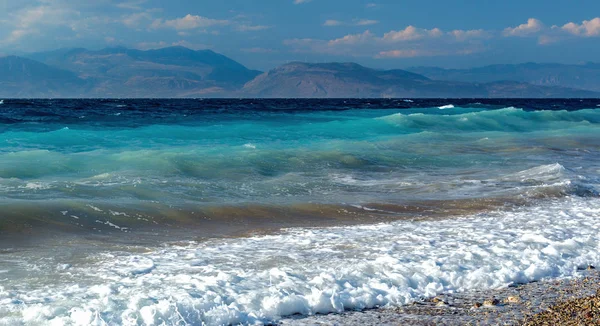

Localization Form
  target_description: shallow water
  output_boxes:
[0,99,599,325]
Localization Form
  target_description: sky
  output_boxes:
[1,0,600,71]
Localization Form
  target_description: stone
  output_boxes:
[483,298,500,306]
[504,296,521,304]
[431,297,444,303]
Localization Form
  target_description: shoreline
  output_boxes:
[0,194,552,247]
[280,269,600,325]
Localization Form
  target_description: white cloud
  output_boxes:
[2,4,80,43]
[288,16,600,60]
[503,18,544,37]
[501,17,600,45]
[323,19,379,27]
[293,0,312,4]
[152,14,229,31]
[561,17,600,36]
[151,13,268,33]
[328,30,375,46]
[285,25,489,59]
[383,26,442,42]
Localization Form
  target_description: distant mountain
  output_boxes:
[243,62,599,98]
[2,48,599,98]
[407,63,600,93]
[23,46,262,97]
[0,56,87,97]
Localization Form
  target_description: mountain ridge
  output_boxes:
[1,47,599,98]
[407,62,600,93]
[17,46,262,97]
[0,56,88,97]
[242,61,599,98]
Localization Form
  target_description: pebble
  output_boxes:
[504,296,521,304]
[431,297,444,303]
[483,298,500,306]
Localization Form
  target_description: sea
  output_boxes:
[0,98,599,325]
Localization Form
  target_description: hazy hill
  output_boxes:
[242,62,599,98]
[24,46,262,97]
[407,63,600,93]
[0,56,87,97]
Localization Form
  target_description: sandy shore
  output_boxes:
[279,268,599,325]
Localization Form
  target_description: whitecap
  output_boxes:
[243,143,257,149]
[438,104,454,109]
[20,182,50,190]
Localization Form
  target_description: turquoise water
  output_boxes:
[1,101,599,226]
[0,99,599,325]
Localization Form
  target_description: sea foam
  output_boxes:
[1,196,598,325]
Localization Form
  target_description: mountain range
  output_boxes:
[1,46,599,98]
[407,63,600,93]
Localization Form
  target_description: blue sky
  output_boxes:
[1,0,600,70]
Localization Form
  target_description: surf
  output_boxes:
[1,196,598,325]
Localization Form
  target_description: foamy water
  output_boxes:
[0,196,598,325]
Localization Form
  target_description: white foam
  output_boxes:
[109,210,130,217]
[243,143,257,149]
[86,204,103,212]
[1,197,599,325]
[95,220,129,232]
[21,182,50,190]
[0,100,4,105]
[438,104,455,109]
